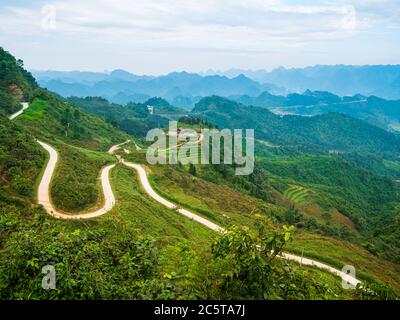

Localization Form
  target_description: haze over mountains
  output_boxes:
[33,65,400,105]
[32,66,400,132]
[32,70,285,108]
[203,65,400,100]
[232,91,400,132]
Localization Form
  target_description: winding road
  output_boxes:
[9,102,29,120]
[37,141,116,220]
[9,102,360,287]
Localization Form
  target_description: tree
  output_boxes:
[285,206,303,225]
[189,163,197,176]
[73,109,81,120]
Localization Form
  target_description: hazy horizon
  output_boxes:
[27,63,400,77]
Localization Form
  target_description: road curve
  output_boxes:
[37,140,116,220]
[121,159,225,233]
[120,160,360,287]
[9,102,360,287]
[282,253,360,286]
[9,103,118,220]
[107,140,131,155]
[9,102,29,120]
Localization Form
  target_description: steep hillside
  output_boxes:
[234,90,400,132]
[191,97,400,264]
[0,114,45,207]
[0,48,37,115]
[14,92,129,152]
[192,96,400,158]
[1,47,399,299]
[67,96,173,137]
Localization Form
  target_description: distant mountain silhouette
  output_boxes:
[232,90,400,132]
[204,65,400,100]
[32,70,285,109]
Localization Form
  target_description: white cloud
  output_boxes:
[0,0,399,73]
[0,0,361,49]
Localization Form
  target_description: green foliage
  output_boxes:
[0,115,45,202]
[355,282,398,300]
[169,223,357,300]
[285,206,303,225]
[0,91,20,115]
[0,211,160,299]
[67,96,170,137]
[16,93,129,152]
[50,144,115,212]
[0,47,37,113]
[262,155,397,226]
[188,163,197,176]
[192,96,400,157]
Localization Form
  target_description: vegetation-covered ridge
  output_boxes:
[0,47,37,116]
[192,95,400,157]
[0,46,399,299]
[233,90,400,132]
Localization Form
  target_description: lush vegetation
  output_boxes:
[67,96,175,137]
[147,156,400,293]
[192,96,400,158]
[234,90,400,132]
[1,47,400,299]
[16,94,129,152]
[0,48,37,116]
[0,115,45,204]
[2,135,374,299]
[51,144,115,212]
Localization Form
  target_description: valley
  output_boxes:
[1,47,399,300]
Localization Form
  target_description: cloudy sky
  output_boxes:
[0,0,399,74]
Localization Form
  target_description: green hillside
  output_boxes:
[0,47,399,299]
[233,90,400,132]
[0,48,37,115]
[67,96,176,137]
[192,96,400,157]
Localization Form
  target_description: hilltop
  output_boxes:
[192,96,400,157]
[233,90,400,133]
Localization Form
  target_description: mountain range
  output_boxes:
[232,90,400,132]
[33,66,400,126]
[32,70,285,108]
[203,65,400,100]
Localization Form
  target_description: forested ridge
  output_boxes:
[192,96,400,157]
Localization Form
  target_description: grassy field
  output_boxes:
[18,99,48,120]
[284,185,314,205]
[108,165,216,242]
